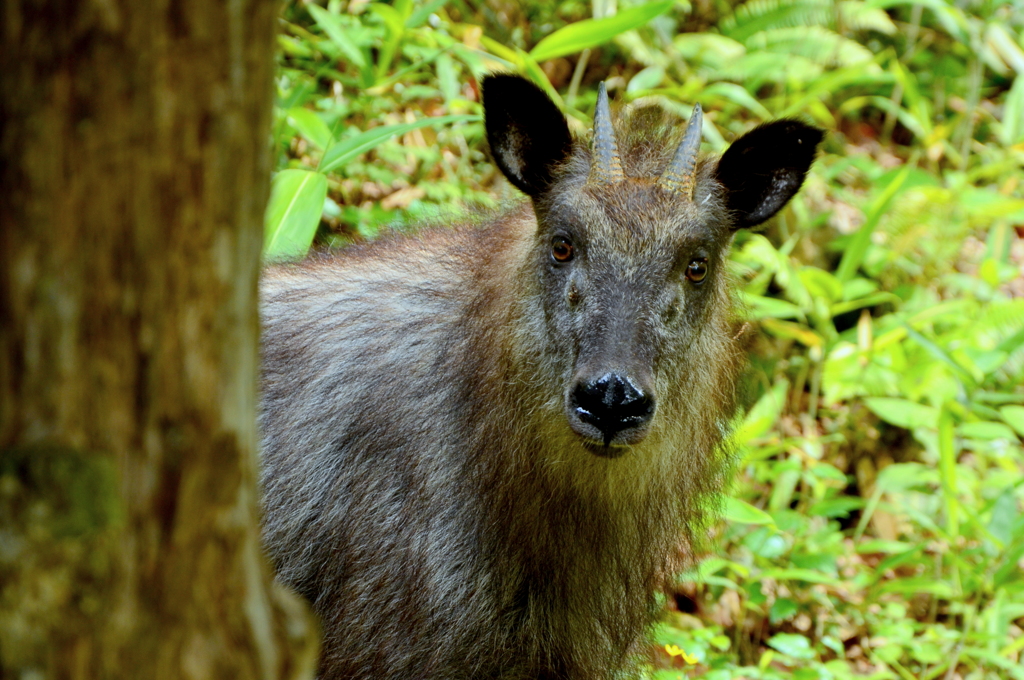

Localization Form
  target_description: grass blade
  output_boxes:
[319,115,478,174]
[529,0,673,63]
[264,169,328,260]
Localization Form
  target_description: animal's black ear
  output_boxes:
[714,120,823,230]
[483,74,573,198]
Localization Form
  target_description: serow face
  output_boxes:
[483,74,823,455]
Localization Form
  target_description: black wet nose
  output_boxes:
[571,373,654,445]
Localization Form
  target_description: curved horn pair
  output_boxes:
[588,84,703,201]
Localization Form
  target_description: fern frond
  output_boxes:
[839,1,897,35]
[746,26,873,67]
[720,0,832,44]
[715,52,823,88]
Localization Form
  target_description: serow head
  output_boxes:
[482,74,823,455]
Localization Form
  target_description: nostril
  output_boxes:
[571,373,655,443]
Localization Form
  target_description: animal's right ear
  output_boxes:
[714,120,823,230]
[483,74,573,198]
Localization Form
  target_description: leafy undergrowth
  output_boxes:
[270,0,1024,677]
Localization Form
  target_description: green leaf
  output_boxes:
[734,379,788,446]
[799,266,843,304]
[901,322,977,387]
[835,163,912,283]
[286,107,334,150]
[1002,74,1024,145]
[760,318,823,347]
[306,5,367,70]
[739,292,805,320]
[701,82,772,119]
[959,422,1019,441]
[938,404,958,537]
[319,115,478,174]
[856,540,913,554]
[529,0,674,63]
[1000,406,1024,438]
[721,497,775,526]
[866,0,968,42]
[264,169,328,261]
[369,3,407,79]
[767,633,816,660]
[626,65,665,93]
[760,568,841,585]
[864,397,938,429]
[808,497,864,518]
[876,577,955,598]
[406,0,448,28]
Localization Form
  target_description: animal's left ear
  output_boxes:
[482,74,573,198]
[714,120,823,230]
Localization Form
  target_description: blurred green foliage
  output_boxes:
[266,0,1024,677]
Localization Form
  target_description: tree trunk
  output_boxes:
[0,2,318,678]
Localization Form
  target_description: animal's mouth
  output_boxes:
[579,437,633,459]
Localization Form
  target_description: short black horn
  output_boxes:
[588,82,625,185]
[658,103,703,199]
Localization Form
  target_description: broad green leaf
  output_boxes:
[902,322,977,387]
[830,291,898,317]
[738,292,804,320]
[678,557,751,583]
[435,52,459,103]
[626,65,665,93]
[769,598,799,623]
[760,318,823,347]
[875,462,936,492]
[286,107,334,150]
[701,82,772,119]
[320,115,478,174]
[734,379,788,446]
[721,497,775,526]
[1000,405,1024,438]
[264,169,328,260]
[799,266,843,304]
[960,187,1024,219]
[808,497,864,519]
[959,421,1019,441]
[864,398,938,429]
[278,35,315,59]
[1001,74,1024,145]
[479,35,521,65]
[767,633,815,660]
[529,0,674,63]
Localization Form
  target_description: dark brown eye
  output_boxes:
[551,236,574,263]
[685,258,708,283]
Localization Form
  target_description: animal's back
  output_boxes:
[259,211,538,678]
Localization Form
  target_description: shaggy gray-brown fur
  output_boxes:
[259,74,821,680]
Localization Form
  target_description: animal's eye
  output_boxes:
[551,236,574,263]
[685,258,709,283]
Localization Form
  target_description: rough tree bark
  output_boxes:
[0,2,317,678]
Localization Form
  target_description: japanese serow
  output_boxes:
[259,73,822,680]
